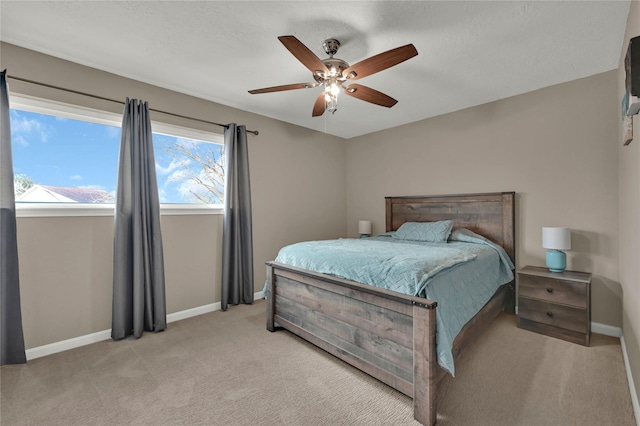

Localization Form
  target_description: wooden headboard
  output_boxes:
[385,192,515,264]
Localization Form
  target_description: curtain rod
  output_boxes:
[7,75,259,136]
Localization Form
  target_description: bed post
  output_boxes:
[501,192,516,314]
[385,197,393,232]
[266,263,276,332]
[413,302,437,426]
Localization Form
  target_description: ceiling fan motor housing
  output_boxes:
[314,57,350,83]
[322,38,340,56]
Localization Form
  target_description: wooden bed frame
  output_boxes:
[265,192,515,425]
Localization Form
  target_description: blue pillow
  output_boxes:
[449,227,487,243]
[392,220,454,243]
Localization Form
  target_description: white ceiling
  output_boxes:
[0,1,631,139]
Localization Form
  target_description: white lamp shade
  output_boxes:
[542,227,571,250]
[358,220,372,235]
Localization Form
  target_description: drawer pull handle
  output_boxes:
[546,288,553,293]
[546,311,554,317]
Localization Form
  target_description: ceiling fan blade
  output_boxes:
[344,84,398,108]
[312,92,326,117]
[343,44,418,81]
[278,35,329,76]
[248,83,318,94]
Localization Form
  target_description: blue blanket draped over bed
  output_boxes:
[271,229,514,375]
[275,238,477,297]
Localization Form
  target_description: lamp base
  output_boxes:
[546,250,566,273]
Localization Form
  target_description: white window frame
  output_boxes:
[11,95,224,218]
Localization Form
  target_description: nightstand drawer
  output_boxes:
[518,275,587,308]
[518,297,587,334]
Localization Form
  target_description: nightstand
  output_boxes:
[517,265,591,346]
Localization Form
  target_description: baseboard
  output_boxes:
[592,321,623,338]
[166,302,220,323]
[621,335,640,426]
[25,291,263,361]
[25,329,112,361]
[600,323,640,425]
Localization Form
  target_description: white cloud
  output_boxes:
[166,169,191,185]
[176,169,223,203]
[156,158,191,176]
[11,115,41,133]
[178,176,206,201]
[10,112,49,144]
[70,174,83,181]
[14,135,29,147]
[78,184,106,190]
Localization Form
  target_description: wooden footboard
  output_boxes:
[266,262,439,425]
[266,262,511,425]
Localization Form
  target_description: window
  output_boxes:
[10,96,224,216]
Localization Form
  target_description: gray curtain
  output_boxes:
[0,70,26,365]
[112,98,166,340]
[221,124,253,310]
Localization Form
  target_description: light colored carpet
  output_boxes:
[1,300,635,425]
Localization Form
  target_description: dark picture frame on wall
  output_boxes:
[623,35,639,145]
[625,36,640,115]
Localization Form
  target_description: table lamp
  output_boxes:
[542,227,571,272]
[358,220,372,238]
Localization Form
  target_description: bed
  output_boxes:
[265,192,516,425]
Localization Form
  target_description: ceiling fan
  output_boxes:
[248,36,418,117]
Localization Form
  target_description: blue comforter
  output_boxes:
[272,229,514,375]
[275,238,477,297]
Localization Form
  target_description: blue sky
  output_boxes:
[10,108,223,204]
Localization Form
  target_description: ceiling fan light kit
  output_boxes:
[249,35,418,117]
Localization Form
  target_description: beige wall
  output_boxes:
[618,0,640,409]
[2,42,347,348]
[16,215,222,347]
[16,216,114,347]
[346,71,622,328]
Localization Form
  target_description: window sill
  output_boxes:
[15,203,223,218]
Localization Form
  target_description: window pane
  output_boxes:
[11,109,119,203]
[153,134,225,205]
